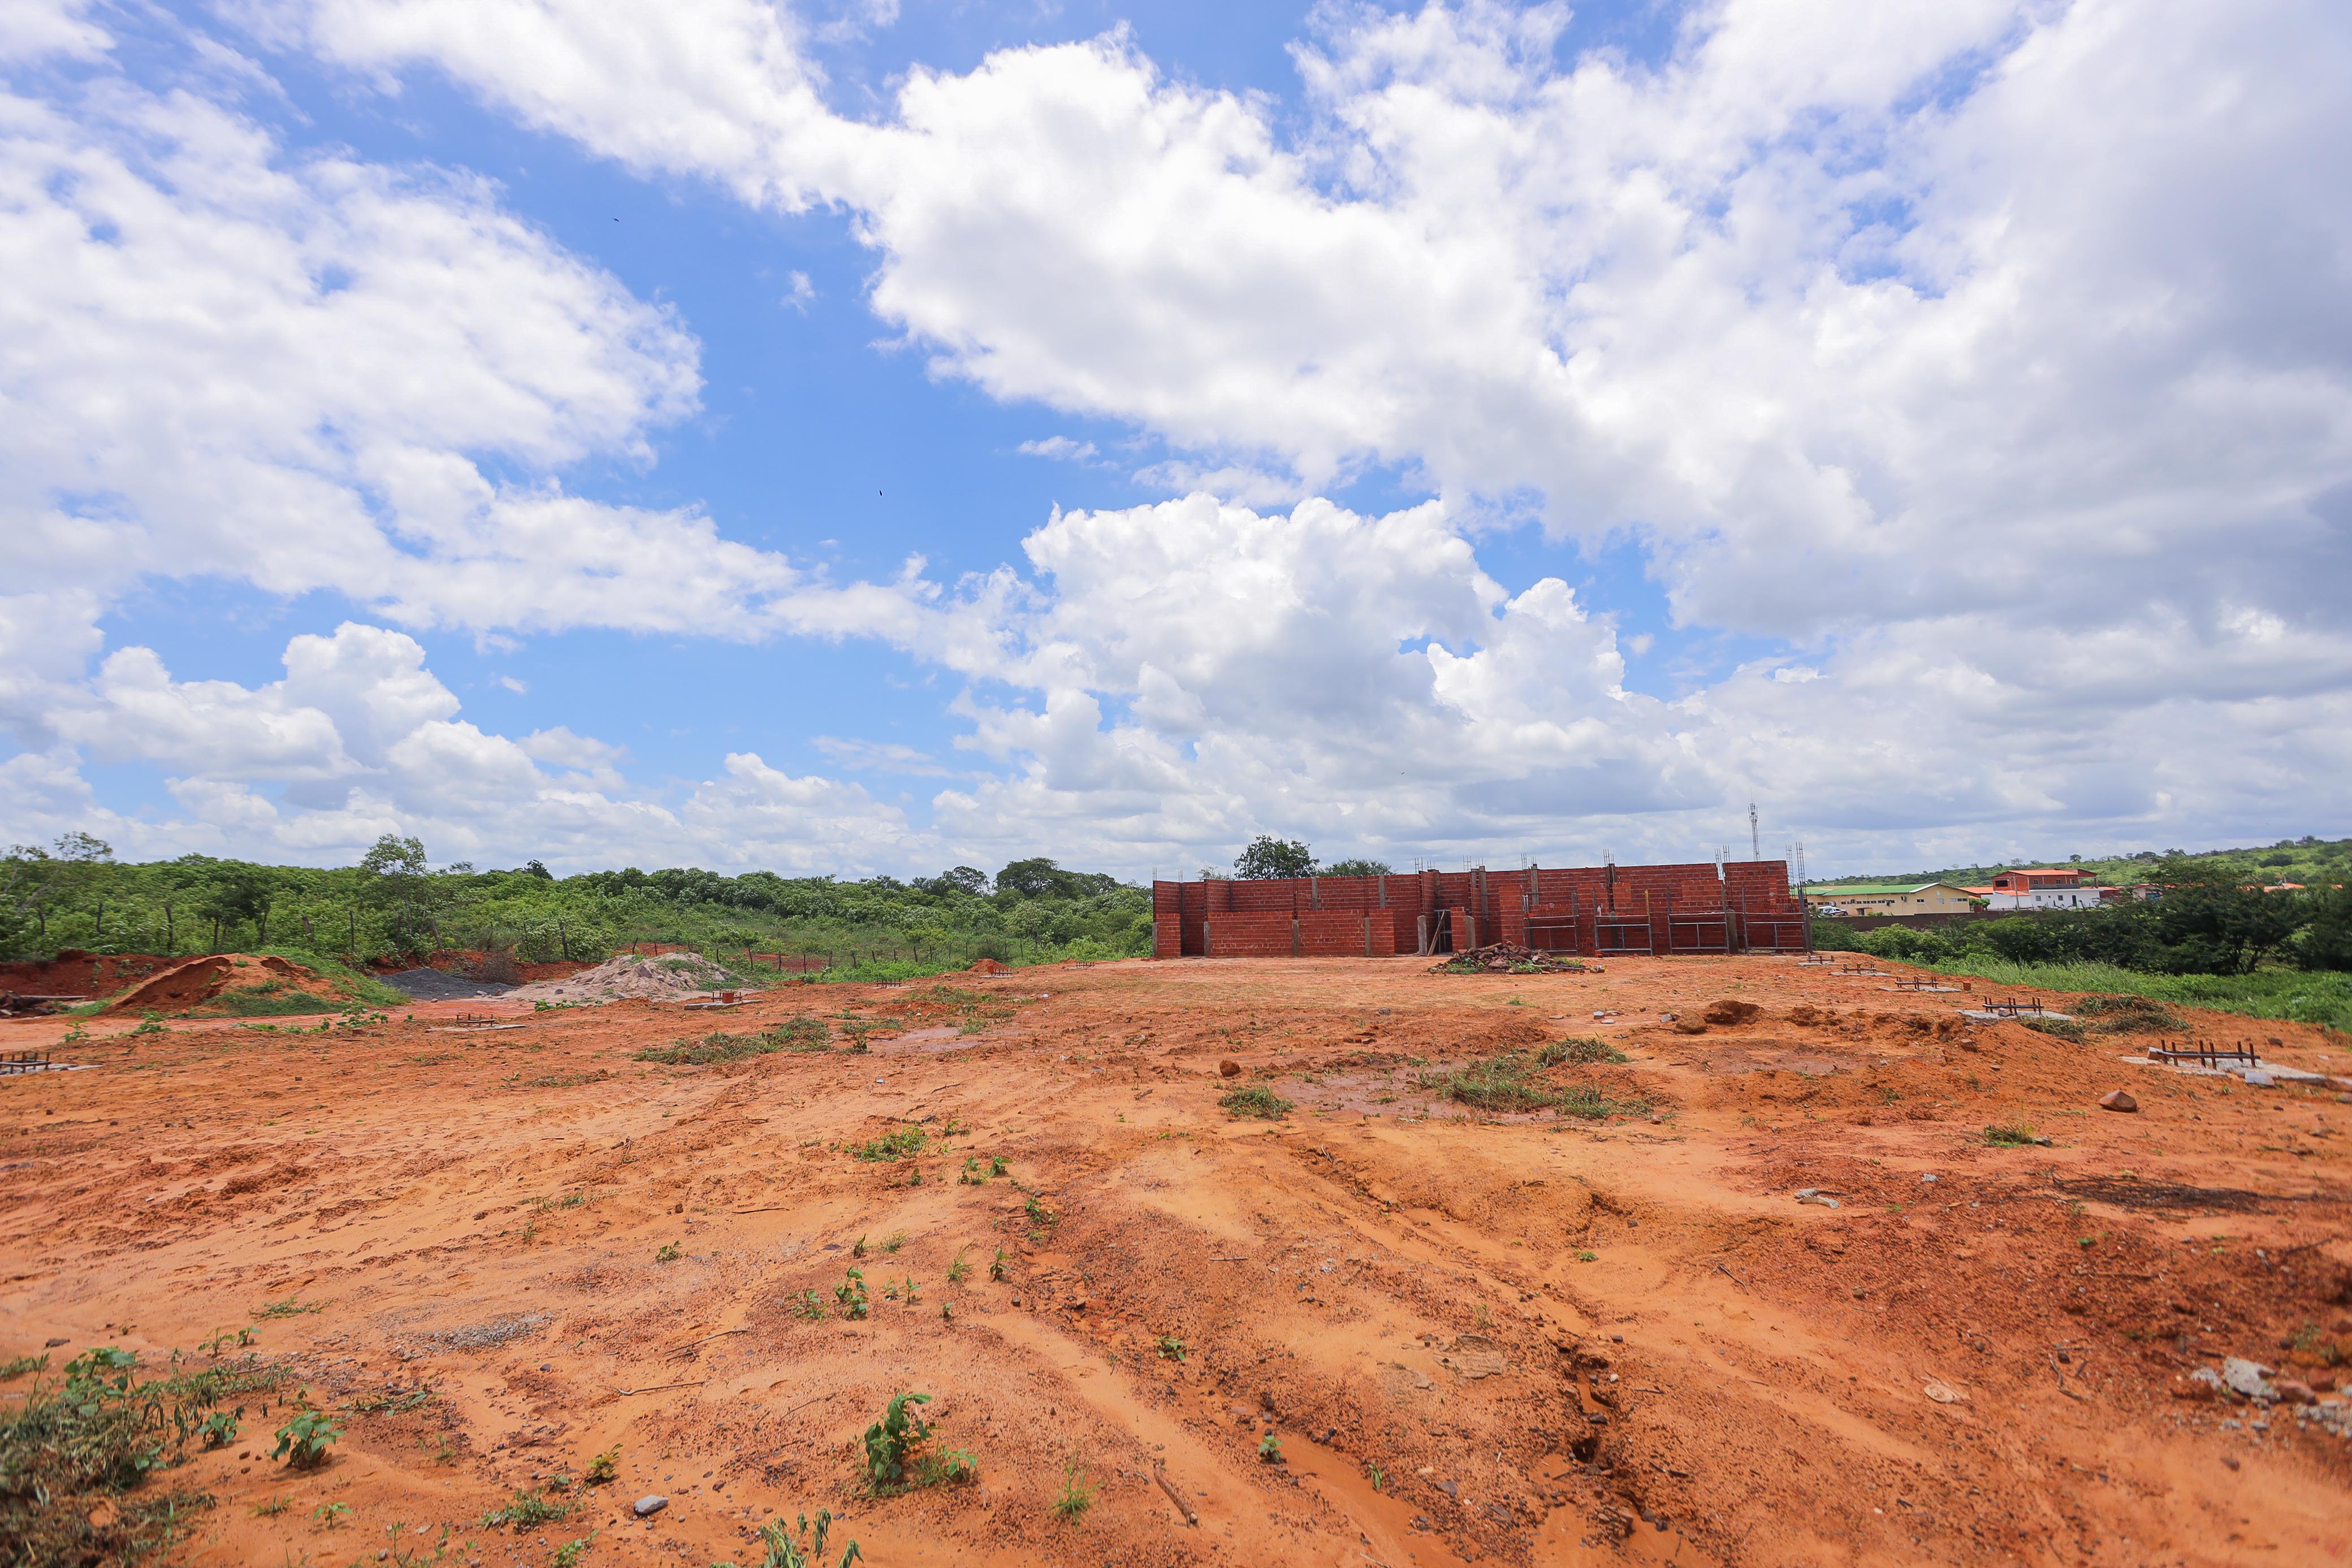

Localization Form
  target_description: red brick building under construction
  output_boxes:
[1151,861,1808,959]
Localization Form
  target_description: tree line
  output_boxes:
[1815,856,2351,974]
[0,835,1153,970]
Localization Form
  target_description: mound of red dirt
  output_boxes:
[966,957,1011,974]
[102,954,346,1015]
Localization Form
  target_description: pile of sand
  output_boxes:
[505,951,738,1004]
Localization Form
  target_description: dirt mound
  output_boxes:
[102,954,344,1014]
[965,957,1011,974]
[1702,998,1761,1025]
[1430,942,1590,974]
[505,951,735,1004]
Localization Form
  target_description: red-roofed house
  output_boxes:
[1979,867,2116,909]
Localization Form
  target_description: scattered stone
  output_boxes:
[1922,1382,1966,1404]
[2221,1359,2276,1400]
[1794,1189,1841,1209]
[2273,1378,2319,1406]
[1919,1173,1938,1183]
[1671,1019,1709,1036]
[634,1496,668,1518]
[1218,1060,1242,1078]
[2099,1089,2139,1113]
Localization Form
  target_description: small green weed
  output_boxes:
[585,1445,619,1485]
[989,1249,1009,1282]
[835,1269,870,1320]
[1258,1432,1283,1463]
[1052,1459,1096,1523]
[1983,1121,2049,1147]
[0,1353,47,1381]
[252,1496,293,1517]
[655,1242,682,1263]
[273,1410,343,1469]
[481,1488,570,1530]
[850,1127,927,1162]
[551,1532,595,1566]
[880,1232,907,1254]
[743,1509,862,1568]
[1155,1335,1185,1362]
[310,1501,351,1529]
[254,1297,326,1321]
[861,1392,929,1493]
[789,1289,826,1320]
[946,1246,971,1284]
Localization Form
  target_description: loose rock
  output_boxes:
[1218,1060,1242,1078]
[634,1496,668,1518]
[2098,1089,2139,1113]
[2221,1358,2276,1400]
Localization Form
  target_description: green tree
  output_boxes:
[202,864,278,948]
[995,858,1069,899]
[1,843,57,950]
[360,834,431,952]
[2294,881,2352,972]
[1321,857,1394,878]
[2146,856,2303,974]
[1234,836,1316,880]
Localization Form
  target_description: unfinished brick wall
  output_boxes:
[1152,860,1805,959]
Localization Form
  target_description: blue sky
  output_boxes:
[3,0,2346,880]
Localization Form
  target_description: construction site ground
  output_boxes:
[3,954,2347,1567]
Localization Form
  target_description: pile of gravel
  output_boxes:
[377,967,514,1001]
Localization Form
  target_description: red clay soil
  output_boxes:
[0,951,178,999]
[2,955,2348,1567]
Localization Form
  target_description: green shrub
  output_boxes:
[1536,1036,1628,1065]
[0,1346,280,1565]
[1218,1085,1292,1119]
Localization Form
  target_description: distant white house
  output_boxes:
[1962,867,2118,911]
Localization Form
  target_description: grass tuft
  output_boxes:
[1218,1084,1293,1119]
